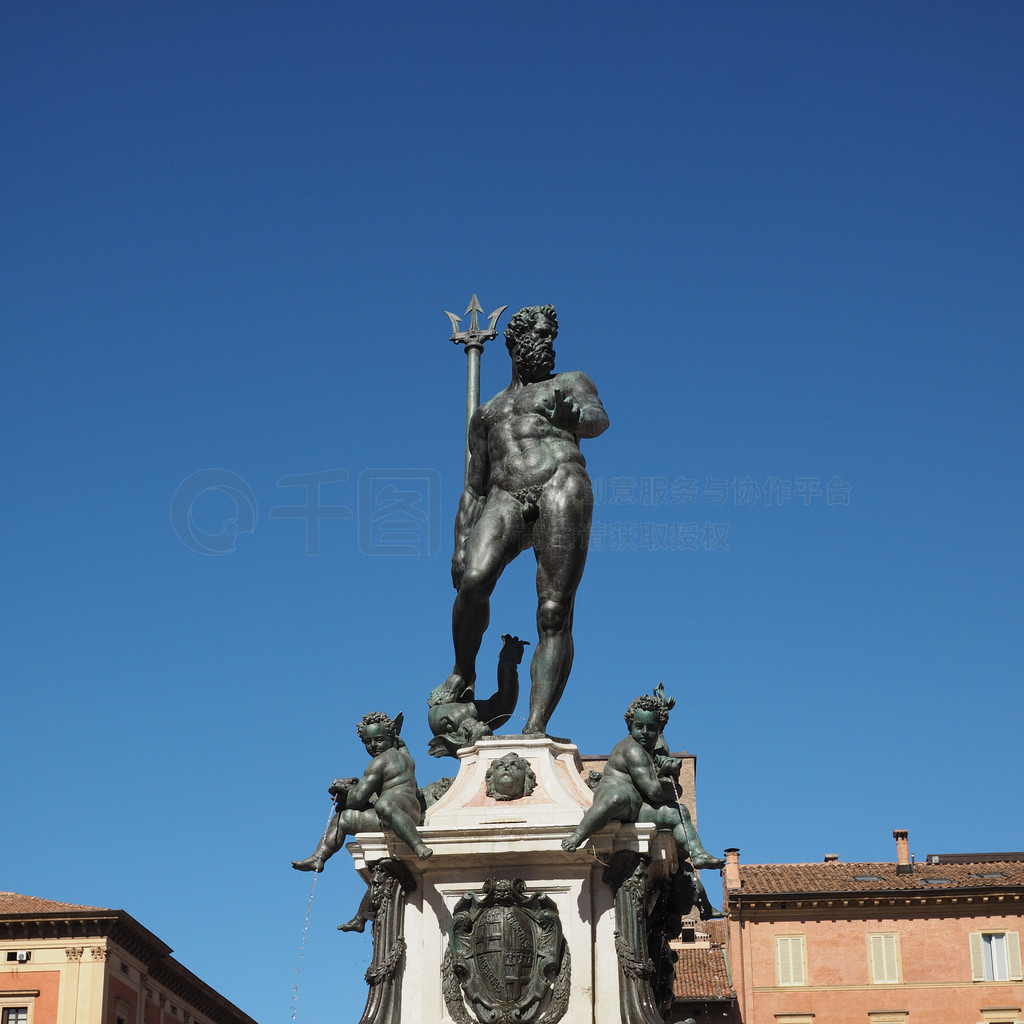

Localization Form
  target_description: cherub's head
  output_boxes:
[357,711,399,756]
[624,695,669,753]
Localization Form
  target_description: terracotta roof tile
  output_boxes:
[673,938,734,1001]
[0,892,111,914]
[735,860,1024,896]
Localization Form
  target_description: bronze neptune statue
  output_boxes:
[431,305,609,752]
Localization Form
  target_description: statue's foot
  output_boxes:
[522,722,571,743]
[522,731,572,744]
[291,855,325,872]
[697,900,726,919]
[561,833,584,853]
[413,844,434,860]
[444,672,474,699]
[690,853,726,870]
[338,916,367,932]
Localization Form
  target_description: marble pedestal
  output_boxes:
[348,736,679,1024]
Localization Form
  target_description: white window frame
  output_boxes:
[775,933,807,986]
[868,931,901,984]
[0,993,36,1024]
[971,931,1024,982]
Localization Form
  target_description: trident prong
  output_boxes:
[487,305,508,334]
[444,310,462,336]
[466,293,483,333]
[446,293,508,483]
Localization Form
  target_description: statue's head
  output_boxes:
[426,693,492,758]
[505,305,558,383]
[624,695,669,753]
[485,752,537,801]
[357,711,400,755]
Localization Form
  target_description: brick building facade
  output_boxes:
[0,894,258,1024]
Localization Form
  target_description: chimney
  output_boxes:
[893,829,912,874]
[724,848,741,890]
[824,853,839,863]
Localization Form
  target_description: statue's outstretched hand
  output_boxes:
[545,387,583,431]
[499,633,530,665]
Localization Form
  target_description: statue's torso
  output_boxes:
[480,373,588,493]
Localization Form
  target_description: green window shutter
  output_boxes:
[970,932,986,981]
[1007,931,1023,982]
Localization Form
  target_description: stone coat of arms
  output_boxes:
[443,878,570,1024]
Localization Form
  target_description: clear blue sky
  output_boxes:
[3,2,1022,1021]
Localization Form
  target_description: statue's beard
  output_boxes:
[514,341,555,381]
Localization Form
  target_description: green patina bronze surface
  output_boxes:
[430,306,609,756]
[292,712,432,872]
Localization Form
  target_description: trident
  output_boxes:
[445,294,508,483]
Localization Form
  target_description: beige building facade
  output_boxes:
[0,894,257,1024]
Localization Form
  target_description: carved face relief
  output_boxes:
[485,753,537,801]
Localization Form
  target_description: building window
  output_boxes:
[2,1010,29,1024]
[978,1009,1024,1024]
[776,934,807,986]
[868,932,901,983]
[971,932,1024,982]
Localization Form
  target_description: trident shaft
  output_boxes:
[445,294,507,483]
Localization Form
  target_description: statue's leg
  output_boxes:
[449,496,522,697]
[562,789,632,852]
[375,796,433,860]
[677,803,725,870]
[527,467,592,735]
[339,882,376,932]
[292,811,348,872]
[689,869,725,919]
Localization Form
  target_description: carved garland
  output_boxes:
[364,938,406,985]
